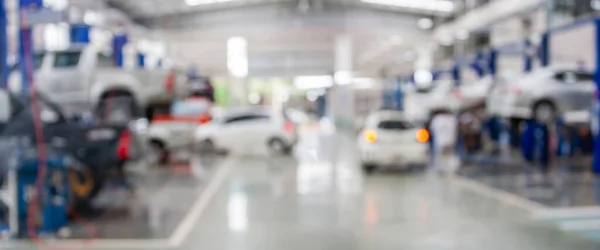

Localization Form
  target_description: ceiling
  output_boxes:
[103,0,454,77]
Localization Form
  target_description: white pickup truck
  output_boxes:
[22,45,185,122]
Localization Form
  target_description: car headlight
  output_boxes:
[363,130,378,143]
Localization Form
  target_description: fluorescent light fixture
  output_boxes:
[186,0,235,6]
[294,75,333,89]
[353,78,376,89]
[414,70,433,84]
[334,71,353,85]
[227,37,248,78]
[361,0,454,12]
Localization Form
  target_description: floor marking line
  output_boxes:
[0,239,172,249]
[533,206,600,220]
[0,157,236,250]
[558,219,600,231]
[453,176,547,212]
[167,157,235,247]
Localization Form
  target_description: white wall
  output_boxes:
[550,21,596,70]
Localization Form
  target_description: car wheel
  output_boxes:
[268,138,288,155]
[150,140,169,165]
[533,101,556,124]
[97,95,138,124]
[68,165,105,209]
[362,164,377,175]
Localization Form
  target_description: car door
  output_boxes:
[39,51,88,112]
[218,114,269,149]
[552,71,595,112]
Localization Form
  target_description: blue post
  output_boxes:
[470,52,485,78]
[0,0,7,89]
[593,19,600,174]
[69,24,90,44]
[539,32,550,67]
[451,63,461,86]
[394,76,403,110]
[524,39,533,72]
[19,0,43,94]
[137,53,145,68]
[488,49,497,76]
[112,34,128,67]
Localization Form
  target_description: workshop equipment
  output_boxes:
[8,149,70,238]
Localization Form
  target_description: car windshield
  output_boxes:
[377,120,413,130]
[171,100,211,116]
[97,52,114,68]
[54,51,81,68]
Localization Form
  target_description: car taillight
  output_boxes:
[364,130,378,143]
[117,130,131,161]
[198,115,212,124]
[284,121,295,133]
[416,128,429,143]
[508,87,522,95]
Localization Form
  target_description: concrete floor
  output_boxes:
[2,132,600,249]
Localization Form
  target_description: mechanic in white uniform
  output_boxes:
[430,108,459,174]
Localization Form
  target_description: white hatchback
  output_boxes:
[195,108,298,155]
[358,111,429,173]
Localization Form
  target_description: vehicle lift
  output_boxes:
[0,0,84,238]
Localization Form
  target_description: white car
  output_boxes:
[147,98,212,163]
[195,108,298,154]
[403,80,455,122]
[486,67,595,122]
[358,110,429,173]
[448,76,494,111]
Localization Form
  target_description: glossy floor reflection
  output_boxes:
[2,133,599,250]
[178,134,599,250]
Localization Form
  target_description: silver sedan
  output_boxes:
[486,67,595,123]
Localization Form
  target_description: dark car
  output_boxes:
[0,89,144,204]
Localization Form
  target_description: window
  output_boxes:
[54,51,81,67]
[377,120,412,130]
[554,71,594,83]
[224,114,270,124]
[97,52,114,68]
[34,54,44,69]
[171,100,210,116]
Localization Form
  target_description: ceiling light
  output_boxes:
[414,69,433,84]
[294,76,333,89]
[227,37,248,78]
[417,18,433,29]
[186,0,235,6]
[334,71,353,85]
[361,0,454,12]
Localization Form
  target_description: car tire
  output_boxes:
[532,101,556,124]
[96,94,139,124]
[68,165,105,209]
[362,164,377,175]
[268,138,288,155]
[150,140,169,165]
